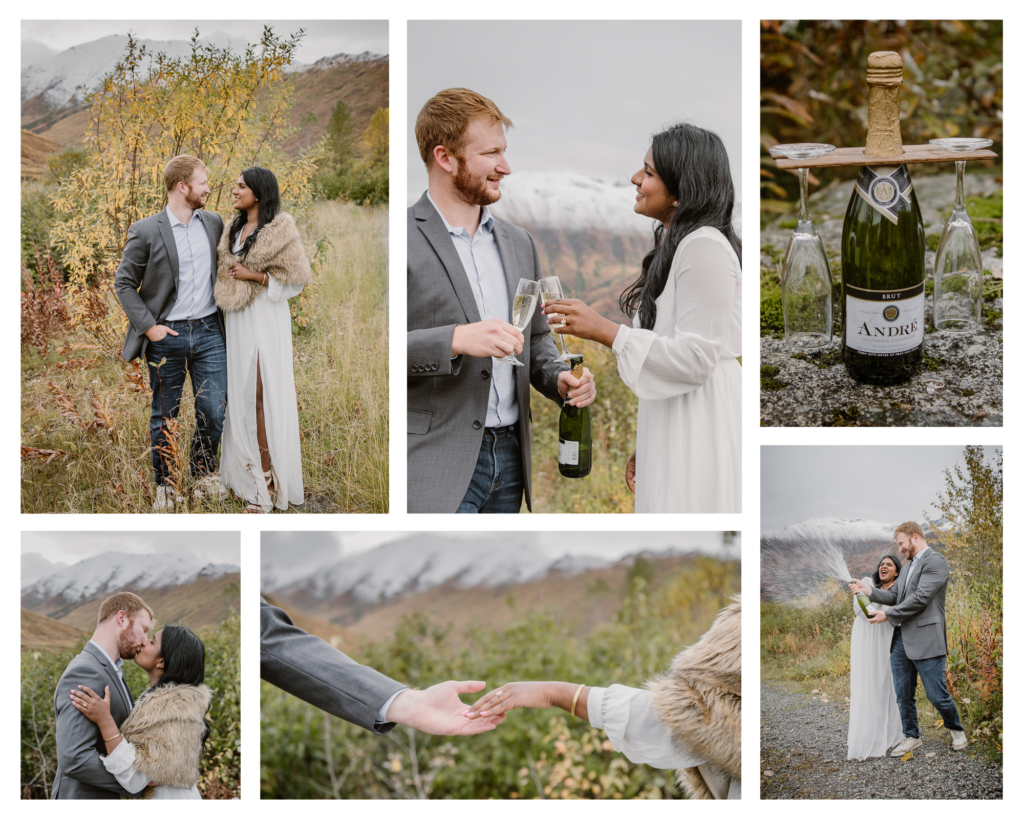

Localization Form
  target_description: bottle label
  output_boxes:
[558,438,579,465]
[845,282,924,355]
[855,165,914,225]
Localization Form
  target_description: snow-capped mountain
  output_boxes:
[22,551,239,605]
[264,534,681,605]
[21,553,68,588]
[21,32,385,110]
[763,517,944,542]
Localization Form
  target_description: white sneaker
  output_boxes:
[950,729,967,750]
[193,475,229,501]
[152,485,185,511]
[890,736,923,756]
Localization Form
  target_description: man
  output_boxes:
[114,155,228,511]
[407,88,596,513]
[52,592,154,799]
[851,521,966,755]
[261,598,501,735]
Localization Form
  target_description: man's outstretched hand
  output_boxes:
[386,681,505,736]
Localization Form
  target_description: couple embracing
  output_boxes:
[52,593,211,799]
[847,522,967,760]
[115,156,312,513]
[407,89,741,514]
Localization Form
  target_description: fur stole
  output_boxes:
[647,596,741,799]
[119,683,211,797]
[214,212,313,312]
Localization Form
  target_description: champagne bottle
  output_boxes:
[841,51,926,385]
[558,354,591,478]
[857,593,871,617]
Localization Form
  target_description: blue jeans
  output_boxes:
[457,425,524,513]
[144,315,227,485]
[890,629,963,738]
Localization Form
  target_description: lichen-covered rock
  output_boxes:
[761,172,1002,427]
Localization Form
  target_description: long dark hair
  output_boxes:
[228,166,281,258]
[871,553,903,588]
[151,625,210,748]
[619,123,741,329]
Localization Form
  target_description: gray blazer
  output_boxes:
[260,598,406,733]
[51,642,135,799]
[114,208,224,362]
[869,548,950,661]
[407,192,567,513]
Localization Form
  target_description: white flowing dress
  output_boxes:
[612,227,741,513]
[589,685,740,799]
[220,234,305,512]
[847,576,903,760]
[101,740,201,799]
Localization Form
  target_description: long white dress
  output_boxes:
[220,234,305,512]
[101,740,201,799]
[612,226,741,513]
[588,685,741,799]
[847,576,903,760]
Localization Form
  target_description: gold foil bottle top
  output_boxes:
[569,353,584,379]
[866,51,904,86]
[864,51,905,158]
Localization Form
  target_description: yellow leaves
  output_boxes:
[900,750,914,761]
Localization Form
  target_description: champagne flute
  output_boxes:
[501,279,539,367]
[768,143,836,350]
[928,138,993,333]
[539,275,573,362]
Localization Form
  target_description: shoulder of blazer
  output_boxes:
[491,214,535,246]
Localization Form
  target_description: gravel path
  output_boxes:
[760,682,1002,799]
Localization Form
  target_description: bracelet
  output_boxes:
[263,273,269,285]
[570,683,586,718]
[103,732,122,743]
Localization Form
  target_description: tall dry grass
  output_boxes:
[21,200,388,514]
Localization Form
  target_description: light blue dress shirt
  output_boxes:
[427,192,517,427]
[164,206,217,321]
[88,639,133,705]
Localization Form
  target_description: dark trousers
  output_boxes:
[144,315,227,485]
[457,425,524,513]
[890,629,964,738]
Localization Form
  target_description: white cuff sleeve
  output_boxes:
[101,740,150,794]
[376,689,407,724]
[267,275,305,303]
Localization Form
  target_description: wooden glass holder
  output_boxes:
[771,143,997,170]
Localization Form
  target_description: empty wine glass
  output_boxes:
[539,275,573,361]
[768,143,836,350]
[928,138,993,333]
[502,279,539,367]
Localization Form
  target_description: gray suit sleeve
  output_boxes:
[55,665,127,795]
[525,233,569,403]
[883,556,948,627]
[408,326,462,377]
[868,585,898,606]
[260,598,406,734]
[114,221,158,335]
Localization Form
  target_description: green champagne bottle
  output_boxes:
[857,593,871,617]
[841,51,926,385]
[558,354,591,478]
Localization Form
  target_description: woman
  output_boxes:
[214,167,313,513]
[464,597,741,799]
[543,123,741,513]
[69,626,211,799]
[848,553,904,760]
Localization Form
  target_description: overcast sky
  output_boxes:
[21,532,240,566]
[761,446,1001,531]
[262,530,736,577]
[21,20,387,66]
[407,20,740,201]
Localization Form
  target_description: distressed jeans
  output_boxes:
[144,315,227,485]
[890,629,964,738]
[456,425,524,513]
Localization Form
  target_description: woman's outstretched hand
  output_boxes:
[386,680,505,736]
[849,579,870,596]
[463,682,558,719]
[70,684,112,725]
[625,450,637,495]
[542,299,621,348]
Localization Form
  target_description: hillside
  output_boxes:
[21,130,61,180]
[274,554,692,644]
[23,56,388,162]
[21,608,84,652]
